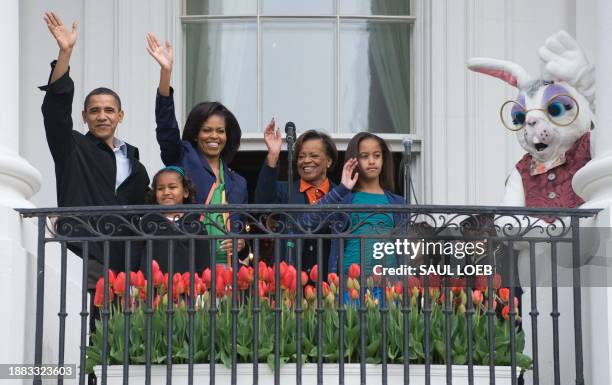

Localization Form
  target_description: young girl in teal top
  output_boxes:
[309,132,406,274]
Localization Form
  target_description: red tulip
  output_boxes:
[501,305,510,320]
[162,272,169,292]
[386,287,395,302]
[474,275,487,291]
[301,271,309,287]
[267,267,275,284]
[407,276,420,290]
[94,277,114,307]
[202,268,211,287]
[472,290,483,306]
[437,292,446,305]
[195,274,204,295]
[258,261,269,281]
[214,265,227,289]
[238,266,253,290]
[173,273,185,301]
[492,273,502,290]
[215,277,226,298]
[107,269,116,285]
[348,264,360,279]
[132,271,146,290]
[322,282,330,298]
[279,262,288,279]
[393,281,403,296]
[448,278,464,294]
[224,267,232,287]
[151,260,160,275]
[304,285,316,301]
[153,269,164,288]
[498,287,510,303]
[281,265,297,292]
[113,272,126,296]
[349,288,359,300]
[309,265,318,282]
[258,280,269,298]
[181,272,191,289]
[327,273,339,287]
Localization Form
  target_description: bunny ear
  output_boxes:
[467,57,532,89]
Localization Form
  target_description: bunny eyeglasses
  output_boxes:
[499,93,580,131]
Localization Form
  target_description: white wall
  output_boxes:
[426,0,590,205]
[17,1,599,384]
[20,0,174,208]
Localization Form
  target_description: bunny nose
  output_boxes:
[526,117,538,127]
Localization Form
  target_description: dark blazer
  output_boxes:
[155,88,248,206]
[39,63,150,208]
[254,162,335,276]
[39,62,150,285]
[303,183,406,273]
[139,214,211,274]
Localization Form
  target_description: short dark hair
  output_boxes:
[147,168,197,204]
[294,130,338,171]
[345,132,395,192]
[84,87,122,111]
[182,101,241,163]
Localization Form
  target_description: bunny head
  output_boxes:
[468,57,593,166]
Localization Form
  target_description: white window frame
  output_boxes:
[173,0,431,201]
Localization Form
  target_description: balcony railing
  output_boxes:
[17,204,600,385]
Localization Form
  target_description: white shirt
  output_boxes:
[113,138,132,190]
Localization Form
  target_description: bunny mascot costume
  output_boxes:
[469,31,593,210]
[467,31,595,383]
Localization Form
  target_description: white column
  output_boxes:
[0,0,42,380]
[572,1,612,384]
[573,0,612,206]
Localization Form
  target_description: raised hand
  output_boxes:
[340,158,359,190]
[264,118,282,153]
[44,12,77,52]
[539,31,589,82]
[146,33,173,72]
[538,30,595,110]
[264,118,282,166]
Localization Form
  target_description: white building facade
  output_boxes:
[3,0,612,384]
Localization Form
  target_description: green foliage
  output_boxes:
[86,292,532,373]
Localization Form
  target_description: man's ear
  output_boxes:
[118,110,125,123]
[81,110,87,124]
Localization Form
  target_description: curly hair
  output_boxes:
[147,167,197,204]
[294,130,339,171]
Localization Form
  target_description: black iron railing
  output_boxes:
[17,204,600,385]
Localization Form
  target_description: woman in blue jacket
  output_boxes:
[310,132,405,274]
[146,33,247,263]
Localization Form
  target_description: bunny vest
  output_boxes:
[515,132,590,217]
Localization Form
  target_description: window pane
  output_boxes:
[186,0,256,15]
[340,0,412,16]
[261,0,333,15]
[262,21,335,133]
[185,22,257,131]
[340,21,411,133]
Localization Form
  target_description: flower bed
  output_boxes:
[86,261,532,375]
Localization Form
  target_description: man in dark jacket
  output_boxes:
[40,12,150,286]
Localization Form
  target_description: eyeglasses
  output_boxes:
[499,93,580,131]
